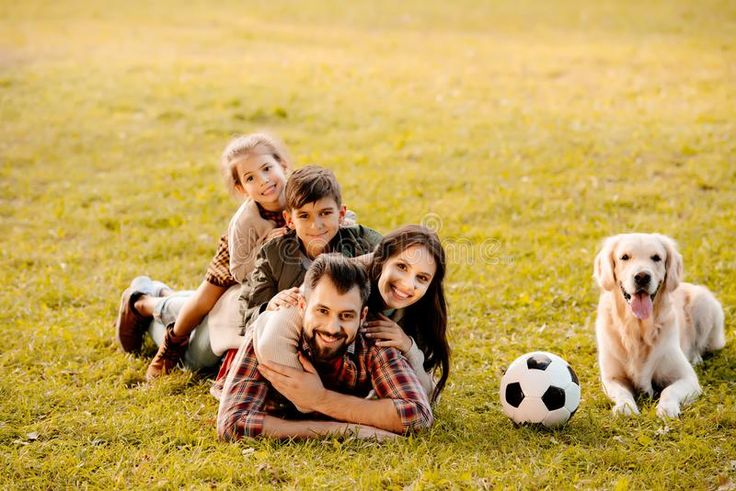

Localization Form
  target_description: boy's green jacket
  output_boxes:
[238,225,383,331]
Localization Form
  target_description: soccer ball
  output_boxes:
[499,351,581,428]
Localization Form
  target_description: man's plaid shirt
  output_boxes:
[217,334,433,440]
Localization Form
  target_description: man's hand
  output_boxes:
[266,287,302,311]
[258,353,326,413]
[363,313,412,353]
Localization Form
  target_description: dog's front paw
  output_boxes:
[612,401,640,416]
[656,400,681,419]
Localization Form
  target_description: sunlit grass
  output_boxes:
[1,0,734,487]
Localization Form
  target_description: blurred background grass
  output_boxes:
[1,0,734,488]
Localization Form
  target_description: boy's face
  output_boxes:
[284,197,346,259]
[299,276,367,362]
[233,149,287,212]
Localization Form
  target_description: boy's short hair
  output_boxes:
[285,165,342,211]
[220,132,291,197]
[303,253,370,306]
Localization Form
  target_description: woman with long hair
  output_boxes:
[247,224,451,403]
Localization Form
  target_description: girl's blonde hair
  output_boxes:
[220,132,292,198]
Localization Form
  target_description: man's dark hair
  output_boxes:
[285,165,342,211]
[303,253,370,306]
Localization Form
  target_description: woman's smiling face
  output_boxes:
[377,244,437,309]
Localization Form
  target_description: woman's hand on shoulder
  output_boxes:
[266,287,302,311]
[362,313,412,354]
[266,226,289,241]
[349,252,374,268]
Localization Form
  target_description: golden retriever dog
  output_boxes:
[593,233,725,418]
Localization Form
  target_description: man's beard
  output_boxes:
[306,330,349,363]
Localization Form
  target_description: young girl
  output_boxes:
[114,132,293,380]
[250,224,450,402]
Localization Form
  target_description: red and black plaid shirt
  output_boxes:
[205,204,286,288]
[217,335,433,440]
[256,204,286,228]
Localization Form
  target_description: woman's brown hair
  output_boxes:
[368,225,450,402]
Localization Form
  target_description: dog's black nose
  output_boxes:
[635,272,651,286]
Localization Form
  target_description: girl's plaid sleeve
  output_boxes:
[205,233,238,288]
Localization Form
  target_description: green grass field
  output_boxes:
[1,0,735,488]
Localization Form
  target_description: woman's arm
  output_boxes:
[403,338,436,398]
[252,306,303,370]
[251,306,308,413]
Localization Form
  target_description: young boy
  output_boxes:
[239,165,382,331]
[114,133,292,380]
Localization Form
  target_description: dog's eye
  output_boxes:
[620,254,630,261]
[651,254,661,262]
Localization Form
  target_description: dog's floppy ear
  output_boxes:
[594,236,618,291]
[656,234,683,292]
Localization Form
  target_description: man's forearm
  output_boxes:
[261,416,394,440]
[314,391,405,434]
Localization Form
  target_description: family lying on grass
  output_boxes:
[114,132,450,440]
[115,132,727,439]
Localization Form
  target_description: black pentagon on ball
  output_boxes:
[567,365,579,385]
[505,382,524,408]
[526,354,552,370]
[541,386,566,411]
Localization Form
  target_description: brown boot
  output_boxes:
[115,288,150,353]
[146,326,189,381]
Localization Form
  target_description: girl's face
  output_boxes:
[377,244,437,309]
[233,148,287,211]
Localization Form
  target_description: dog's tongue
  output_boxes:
[631,292,652,320]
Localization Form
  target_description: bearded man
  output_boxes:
[217,253,433,440]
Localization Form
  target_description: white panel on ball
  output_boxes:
[504,357,530,381]
[519,370,552,398]
[564,382,581,414]
[516,397,548,424]
[540,359,571,388]
[500,397,517,422]
[542,407,571,428]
